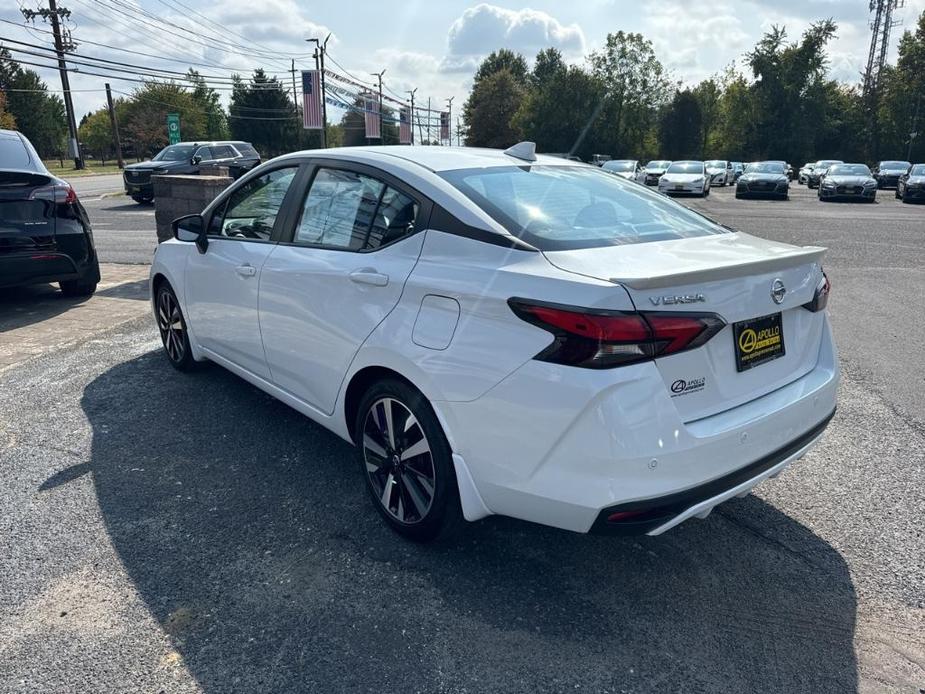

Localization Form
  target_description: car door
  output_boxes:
[259,162,430,415]
[184,165,300,379]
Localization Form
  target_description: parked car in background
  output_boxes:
[735,161,790,200]
[818,163,877,202]
[641,160,672,186]
[601,159,641,181]
[874,160,912,189]
[658,160,710,197]
[150,143,837,540]
[591,154,612,166]
[0,129,100,296]
[798,163,815,185]
[705,160,733,186]
[123,140,261,204]
[807,160,843,189]
[731,162,745,181]
[896,163,925,203]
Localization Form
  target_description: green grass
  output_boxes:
[44,160,127,177]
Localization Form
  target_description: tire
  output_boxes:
[131,194,153,204]
[901,192,910,204]
[895,188,901,199]
[59,278,97,297]
[155,282,196,371]
[355,379,463,542]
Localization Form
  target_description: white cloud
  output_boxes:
[440,4,585,72]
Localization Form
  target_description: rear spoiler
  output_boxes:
[609,246,827,290]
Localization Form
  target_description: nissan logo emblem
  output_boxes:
[771,279,786,305]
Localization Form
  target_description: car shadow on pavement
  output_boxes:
[81,351,859,693]
[0,284,92,332]
[94,279,149,301]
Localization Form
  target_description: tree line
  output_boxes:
[462,12,925,165]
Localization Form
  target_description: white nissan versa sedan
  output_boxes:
[150,143,838,541]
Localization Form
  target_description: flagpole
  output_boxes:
[371,69,386,143]
[307,36,331,148]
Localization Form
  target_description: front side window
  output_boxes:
[294,168,419,251]
[194,146,214,162]
[209,167,298,240]
[441,165,727,251]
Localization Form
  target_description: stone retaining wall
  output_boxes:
[153,172,232,243]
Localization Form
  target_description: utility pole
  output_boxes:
[23,0,83,168]
[104,83,124,169]
[290,58,299,111]
[307,34,331,148]
[445,97,454,146]
[863,0,904,160]
[371,69,386,143]
[908,94,921,161]
[456,116,461,146]
[407,88,417,145]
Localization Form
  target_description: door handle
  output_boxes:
[235,264,257,277]
[349,268,389,287]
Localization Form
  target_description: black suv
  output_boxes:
[123,141,261,203]
[0,129,100,295]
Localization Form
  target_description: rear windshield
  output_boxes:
[879,161,910,169]
[0,134,35,169]
[440,165,728,251]
[646,160,670,169]
[828,164,871,176]
[602,160,634,172]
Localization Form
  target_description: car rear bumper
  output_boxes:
[0,251,97,289]
[436,315,839,534]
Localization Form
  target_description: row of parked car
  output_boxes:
[600,157,924,203]
[797,159,924,203]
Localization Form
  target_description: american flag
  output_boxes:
[301,70,323,130]
[364,93,381,139]
[399,107,411,144]
[440,111,450,142]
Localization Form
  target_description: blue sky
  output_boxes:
[3,0,924,122]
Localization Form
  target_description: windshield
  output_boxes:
[911,165,925,176]
[815,160,842,168]
[603,160,635,172]
[646,160,670,169]
[666,161,703,174]
[879,161,911,170]
[153,144,197,162]
[705,160,725,168]
[745,162,785,174]
[440,165,728,251]
[828,164,871,176]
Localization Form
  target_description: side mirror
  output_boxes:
[191,155,202,165]
[172,214,208,254]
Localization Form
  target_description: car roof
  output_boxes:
[273,145,588,173]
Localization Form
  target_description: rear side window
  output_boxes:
[441,165,726,251]
[212,145,235,158]
[235,143,260,158]
[0,135,33,169]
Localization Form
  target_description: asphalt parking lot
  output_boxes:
[0,179,923,693]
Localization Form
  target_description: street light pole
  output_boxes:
[307,34,331,148]
[446,96,454,146]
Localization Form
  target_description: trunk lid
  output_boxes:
[545,233,827,421]
[0,171,56,254]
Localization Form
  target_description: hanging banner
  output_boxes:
[364,93,381,139]
[301,70,323,129]
[399,107,411,144]
[166,113,181,145]
[440,111,450,142]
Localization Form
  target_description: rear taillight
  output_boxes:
[30,183,77,204]
[802,271,830,312]
[509,299,725,369]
